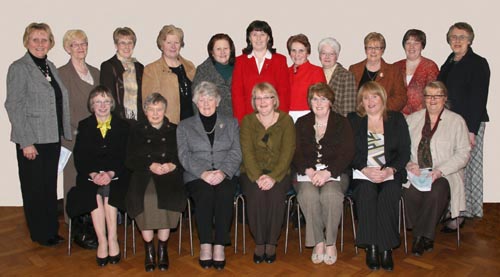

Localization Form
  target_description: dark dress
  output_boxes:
[66,114,130,218]
[125,117,186,229]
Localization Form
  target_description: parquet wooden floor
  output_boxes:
[0,204,499,276]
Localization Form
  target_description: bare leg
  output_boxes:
[103,197,119,256]
[141,230,154,242]
[91,194,107,258]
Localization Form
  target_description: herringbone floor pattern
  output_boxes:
[0,204,499,276]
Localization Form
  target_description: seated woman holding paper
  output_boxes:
[404,81,470,257]
[293,82,354,265]
[347,81,410,271]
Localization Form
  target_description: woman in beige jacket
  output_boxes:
[404,81,470,257]
[142,24,196,124]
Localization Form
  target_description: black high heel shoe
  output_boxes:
[109,252,121,264]
[213,260,226,270]
[96,255,109,267]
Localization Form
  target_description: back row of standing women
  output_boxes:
[5,19,489,272]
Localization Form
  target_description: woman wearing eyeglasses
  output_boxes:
[58,30,100,248]
[100,27,145,124]
[317,37,357,116]
[437,22,490,225]
[404,81,470,256]
[240,82,295,264]
[68,86,130,266]
[349,32,407,112]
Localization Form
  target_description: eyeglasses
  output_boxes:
[320,52,336,57]
[70,42,88,49]
[254,96,274,101]
[93,100,112,106]
[311,97,329,103]
[365,46,383,51]
[448,35,469,42]
[424,94,446,100]
[117,41,134,47]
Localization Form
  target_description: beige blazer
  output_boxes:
[142,56,196,124]
[405,109,471,218]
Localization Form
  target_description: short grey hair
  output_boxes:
[192,81,221,105]
[143,92,167,111]
[318,37,341,56]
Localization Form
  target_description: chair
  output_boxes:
[340,196,358,254]
[123,198,194,258]
[284,190,302,254]
[398,196,408,254]
[234,192,246,254]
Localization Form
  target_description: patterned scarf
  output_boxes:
[118,55,138,120]
[417,109,443,168]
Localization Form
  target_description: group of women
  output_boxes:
[5,19,489,273]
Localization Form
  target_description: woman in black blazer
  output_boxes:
[347,81,410,271]
[100,27,144,123]
[67,85,130,266]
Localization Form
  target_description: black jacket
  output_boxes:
[100,55,145,123]
[125,117,186,218]
[347,111,410,183]
[66,114,130,217]
[438,47,490,134]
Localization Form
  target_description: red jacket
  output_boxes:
[289,61,326,111]
[232,52,290,123]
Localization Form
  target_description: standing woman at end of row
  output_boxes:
[438,22,490,222]
[232,20,290,123]
[192,33,236,117]
[143,24,196,124]
[5,22,71,247]
[100,27,144,124]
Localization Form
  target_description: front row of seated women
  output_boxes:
[68,79,469,272]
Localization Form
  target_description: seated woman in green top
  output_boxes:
[239,82,296,264]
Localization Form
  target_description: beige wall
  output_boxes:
[1,0,498,205]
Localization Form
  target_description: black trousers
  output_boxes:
[16,143,61,243]
[240,173,291,246]
[403,177,450,240]
[352,178,401,251]
[187,178,236,245]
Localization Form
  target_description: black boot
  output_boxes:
[365,245,380,270]
[144,240,156,272]
[157,240,169,271]
[412,236,425,256]
[381,249,394,271]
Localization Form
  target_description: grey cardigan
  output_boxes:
[177,113,241,183]
[5,52,71,148]
[191,58,233,117]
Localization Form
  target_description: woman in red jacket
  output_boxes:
[287,34,326,122]
[232,20,290,123]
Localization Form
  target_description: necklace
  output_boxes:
[38,61,52,82]
[365,69,378,81]
[205,124,216,135]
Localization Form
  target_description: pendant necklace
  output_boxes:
[38,62,52,82]
[365,69,378,81]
